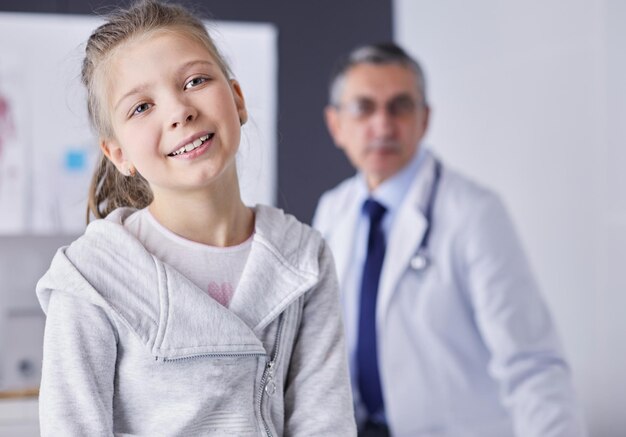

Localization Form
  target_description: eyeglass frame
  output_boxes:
[332,93,427,120]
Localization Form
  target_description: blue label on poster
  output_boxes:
[64,149,86,171]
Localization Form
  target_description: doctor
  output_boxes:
[313,42,586,437]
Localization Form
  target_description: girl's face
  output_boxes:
[101,29,247,198]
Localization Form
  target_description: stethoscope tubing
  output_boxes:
[410,159,442,271]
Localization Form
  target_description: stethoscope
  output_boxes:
[409,159,442,272]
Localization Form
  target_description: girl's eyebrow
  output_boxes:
[176,59,215,75]
[114,84,150,111]
[114,60,216,111]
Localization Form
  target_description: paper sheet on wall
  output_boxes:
[0,52,28,233]
[0,13,277,235]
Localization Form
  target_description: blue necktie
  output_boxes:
[357,198,387,417]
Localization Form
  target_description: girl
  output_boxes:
[36,1,356,435]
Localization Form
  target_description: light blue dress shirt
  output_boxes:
[345,147,427,423]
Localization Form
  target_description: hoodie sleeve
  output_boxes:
[39,292,117,437]
[282,240,357,436]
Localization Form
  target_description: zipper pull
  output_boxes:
[265,360,276,396]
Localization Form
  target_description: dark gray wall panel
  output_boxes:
[0,0,393,223]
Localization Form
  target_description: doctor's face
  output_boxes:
[325,63,429,190]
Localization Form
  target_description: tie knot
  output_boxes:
[363,199,387,223]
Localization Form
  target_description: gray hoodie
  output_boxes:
[36,205,356,436]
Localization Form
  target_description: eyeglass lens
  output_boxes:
[341,94,419,119]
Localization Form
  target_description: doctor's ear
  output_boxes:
[324,105,344,149]
[421,105,431,130]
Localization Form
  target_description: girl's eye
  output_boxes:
[185,76,208,90]
[132,103,152,116]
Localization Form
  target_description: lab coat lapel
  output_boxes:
[327,188,362,290]
[377,154,436,325]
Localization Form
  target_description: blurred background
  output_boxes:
[0,0,624,436]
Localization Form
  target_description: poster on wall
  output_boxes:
[0,51,28,233]
[0,13,277,235]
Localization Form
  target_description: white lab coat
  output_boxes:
[313,150,586,437]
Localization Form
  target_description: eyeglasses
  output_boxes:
[335,94,424,120]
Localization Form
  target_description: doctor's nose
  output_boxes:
[370,108,396,138]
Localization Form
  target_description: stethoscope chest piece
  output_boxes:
[410,251,429,271]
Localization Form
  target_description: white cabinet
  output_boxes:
[0,398,38,437]
[0,235,73,393]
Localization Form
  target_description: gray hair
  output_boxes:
[328,42,428,107]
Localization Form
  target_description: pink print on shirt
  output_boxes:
[207,282,235,307]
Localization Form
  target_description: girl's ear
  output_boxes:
[100,138,132,175]
[230,79,248,125]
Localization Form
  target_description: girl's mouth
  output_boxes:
[168,133,214,157]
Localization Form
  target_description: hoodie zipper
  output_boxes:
[257,313,285,437]
[155,314,285,437]
[156,351,265,362]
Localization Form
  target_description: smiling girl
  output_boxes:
[36,1,356,435]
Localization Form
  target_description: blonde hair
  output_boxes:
[83,0,232,221]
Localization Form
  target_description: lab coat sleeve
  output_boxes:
[283,241,357,436]
[460,194,587,437]
[39,292,117,437]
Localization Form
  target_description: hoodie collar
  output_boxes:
[37,206,320,359]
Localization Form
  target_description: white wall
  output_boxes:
[394,1,625,435]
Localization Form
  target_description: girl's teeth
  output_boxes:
[172,134,211,156]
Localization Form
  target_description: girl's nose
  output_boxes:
[169,101,198,129]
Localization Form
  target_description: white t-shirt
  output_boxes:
[124,208,252,307]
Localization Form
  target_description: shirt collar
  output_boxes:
[357,145,427,214]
